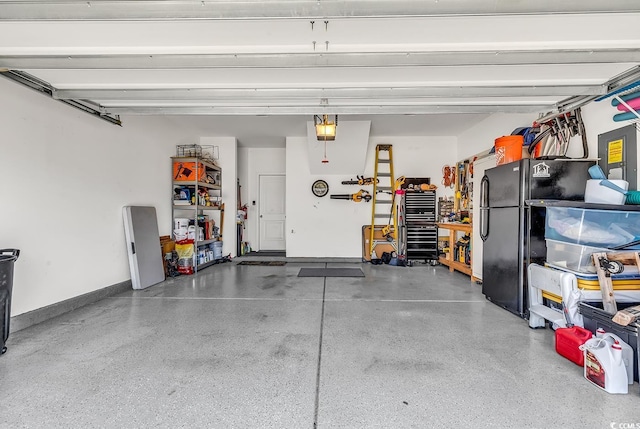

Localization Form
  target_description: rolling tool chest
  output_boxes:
[404,191,438,261]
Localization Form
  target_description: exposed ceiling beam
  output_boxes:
[99,99,555,107]
[3,50,639,69]
[537,65,640,122]
[1,0,640,21]
[52,85,605,101]
[0,70,121,125]
[103,105,553,115]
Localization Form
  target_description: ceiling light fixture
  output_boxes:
[314,114,337,141]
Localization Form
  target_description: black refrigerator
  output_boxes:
[480,159,594,318]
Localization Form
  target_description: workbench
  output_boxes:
[436,222,475,281]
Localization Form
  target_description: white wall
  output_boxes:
[286,136,457,257]
[0,78,199,316]
[456,113,534,160]
[305,121,371,175]
[200,137,237,257]
[237,148,286,251]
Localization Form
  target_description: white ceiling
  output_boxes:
[1,0,639,146]
[159,113,490,147]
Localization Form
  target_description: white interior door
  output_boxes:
[259,175,286,251]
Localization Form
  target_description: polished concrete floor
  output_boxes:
[1,260,638,428]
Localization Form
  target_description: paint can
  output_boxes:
[213,241,223,260]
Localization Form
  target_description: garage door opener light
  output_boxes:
[314,114,337,141]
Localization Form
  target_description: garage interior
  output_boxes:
[2,1,640,427]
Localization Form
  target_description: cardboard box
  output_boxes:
[362,225,396,262]
[613,305,640,326]
[173,161,206,181]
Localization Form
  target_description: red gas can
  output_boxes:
[555,326,593,366]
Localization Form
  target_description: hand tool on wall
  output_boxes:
[341,176,378,186]
[330,189,372,202]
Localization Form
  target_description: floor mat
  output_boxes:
[297,268,364,277]
[237,261,287,266]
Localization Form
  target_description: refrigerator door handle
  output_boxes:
[480,174,489,208]
[480,208,489,242]
[480,174,490,241]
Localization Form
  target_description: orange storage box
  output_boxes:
[173,161,206,181]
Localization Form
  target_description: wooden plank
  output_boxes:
[438,256,473,277]
[605,251,640,265]
[593,251,618,315]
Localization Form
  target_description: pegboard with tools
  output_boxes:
[454,160,472,213]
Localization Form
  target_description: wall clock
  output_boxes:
[311,180,329,197]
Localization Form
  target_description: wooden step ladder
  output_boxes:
[369,144,397,258]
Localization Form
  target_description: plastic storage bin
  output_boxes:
[545,206,640,249]
[584,179,629,205]
[580,301,640,383]
[545,239,608,273]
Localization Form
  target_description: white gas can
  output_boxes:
[600,332,634,385]
[581,337,628,394]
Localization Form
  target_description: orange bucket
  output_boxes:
[495,135,524,165]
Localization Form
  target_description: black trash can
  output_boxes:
[0,249,19,355]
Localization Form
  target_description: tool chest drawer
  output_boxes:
[407,226,437,239]
[406,213,436,222]
[404,193,436,209]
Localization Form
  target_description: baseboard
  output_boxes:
[10,280,132,333]
[235,256,363,263]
